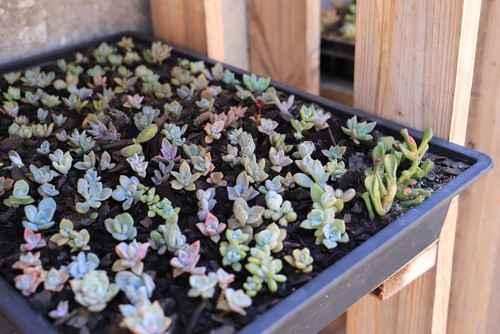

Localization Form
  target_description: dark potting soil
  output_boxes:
[0,37,468,334]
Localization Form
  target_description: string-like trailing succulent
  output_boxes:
[70,270,119,312]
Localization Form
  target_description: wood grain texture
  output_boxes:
[372,243,437,300]
[347,0,481,333]
[204,0,249,69]
[150,0,208,54]
[248,0,320,94]
[448,0,500,333]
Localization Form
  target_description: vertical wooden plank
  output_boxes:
[346,0,481,333]
[448,0,500,333]
[150,0,208,54]
[248,0,320,94]
[204,0,249,69]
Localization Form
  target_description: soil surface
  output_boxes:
[0,37,468,334]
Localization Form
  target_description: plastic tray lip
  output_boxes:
[0,31,494,334]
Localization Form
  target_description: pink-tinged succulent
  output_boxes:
[0,176,14,196]
[206,172,227,187]
[170,240,205,278]
[14,268,43,296]
[216,288,252,316]
[49,300,69,319]
[204,121,225,144]
[120,300,172,334]
[152,138,181,163]
[196,213,227,243]
[215,268,235,290]
[12,251,42,270]
[112,240,150,275]
[123,94,144,109]
[228,106,247,120]
[20,228,47,252]
[41,268,70,292]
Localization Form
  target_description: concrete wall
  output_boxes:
[0,0,151,65]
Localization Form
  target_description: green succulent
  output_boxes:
[105,213,137,241]
[41,268,69,292]
[362,154,398,220]
[242,73,270,93]
[164,100,183,121]
[140,188,180,221]
[115,271,155,304]
[50,219,90,252]
[126,154,149,178]
[217,288,252,316]
[245,247,287,293]
[149,223,186,255]
[341,116,377,144]
[170,161,201,191]
[315,218,349,249]
[65,252,100,279]
[227,198,265,241]
[120,300,172,334]
[188,272,218,299]
[3,180,34,207]
[263,191,297,226]
[22,197,57,231]
[162,123,188,146]
[112,175,148,210]
[219,229,250,272]
[170,241,205,278]
[75,169,112,214]
[255,223,287,253]
[112,240,150,275]
[70,270,119,312]
[284,248,314,273]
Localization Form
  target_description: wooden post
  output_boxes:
[150,0,208,55]
[346,1,482,333]
[248,0,320,94]
[448,0,500,333]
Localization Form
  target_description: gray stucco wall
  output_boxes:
[0,0,152,65]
